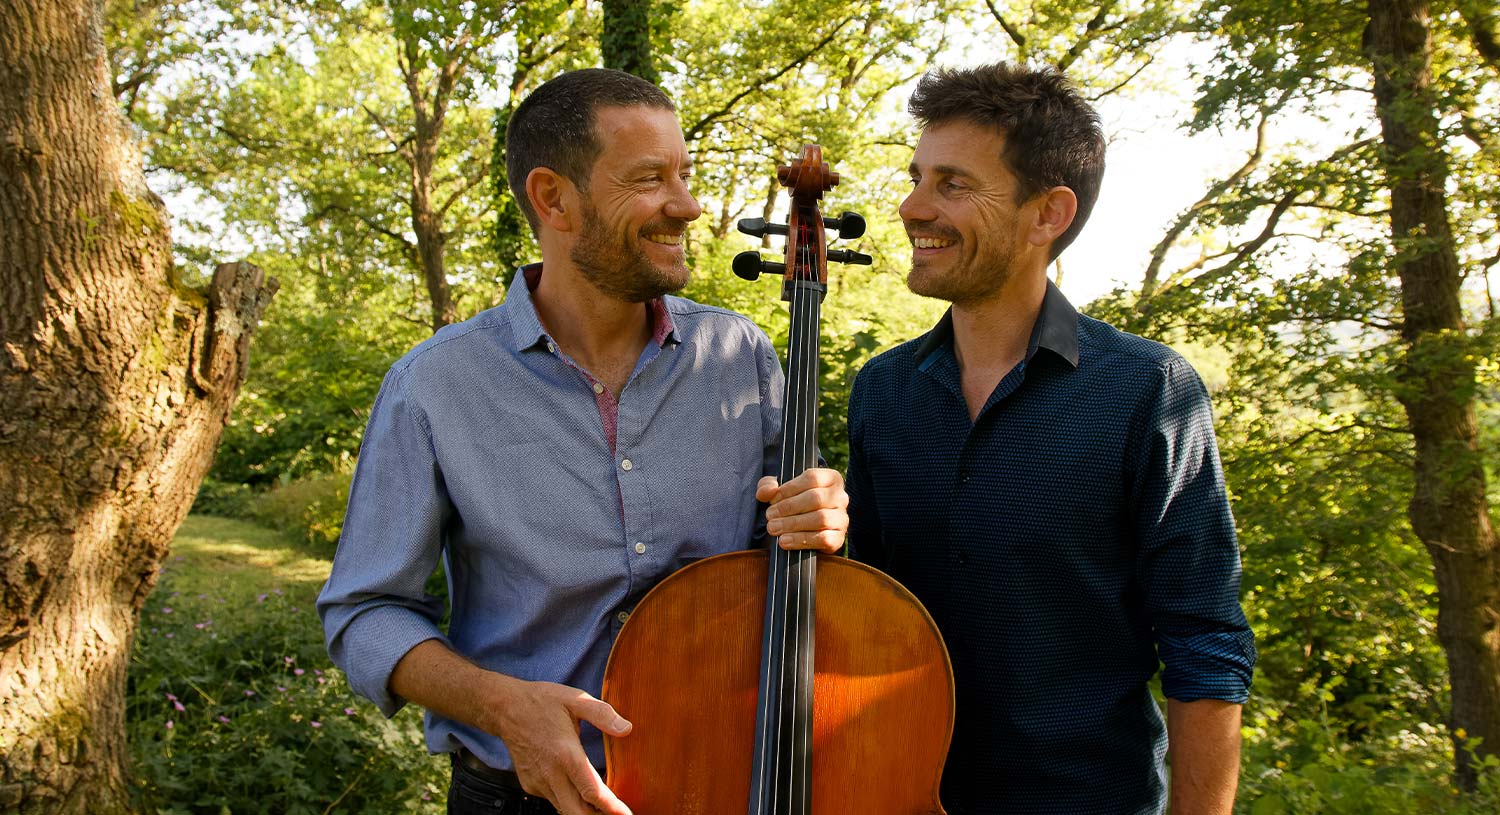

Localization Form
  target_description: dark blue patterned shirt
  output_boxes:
[846,282,1256,815]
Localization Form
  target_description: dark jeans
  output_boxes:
[447,753,560,815]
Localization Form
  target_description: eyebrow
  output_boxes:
[629,156,695,174]
[908,162,973,179]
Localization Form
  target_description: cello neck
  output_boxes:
[777,197,826,486]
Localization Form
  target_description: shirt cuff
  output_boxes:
[332,603,448,717]
[1158,629,1257,703]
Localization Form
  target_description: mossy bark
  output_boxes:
[0,0,277,810]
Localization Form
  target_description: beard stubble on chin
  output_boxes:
[904,229,1017,306]
[571,205,691,303]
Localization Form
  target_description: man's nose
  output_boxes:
[899,184,934,224]
[666,177,702,222]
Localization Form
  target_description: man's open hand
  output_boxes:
[485,677,633,815]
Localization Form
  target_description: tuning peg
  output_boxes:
[733,251,786,281]
[737,218,789,239]
[822,211,866,240]
[826,249,873,266]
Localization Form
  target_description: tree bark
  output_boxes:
[1366,0,1500,789]
[0,1,277,811]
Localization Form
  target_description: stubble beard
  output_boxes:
[572,203,691,304]
[906,231,1016,307]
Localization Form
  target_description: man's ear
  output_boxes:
[526,167,579,233]
[1028,186,1078,249]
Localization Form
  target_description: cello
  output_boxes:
[601,145,953,814]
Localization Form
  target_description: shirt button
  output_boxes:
[616,611,630,623]
[592,382,604,394]
[547,342,556,353]
[634,542,647,554]
[621,459,633,471]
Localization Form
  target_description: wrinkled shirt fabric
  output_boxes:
[318,265,783,770]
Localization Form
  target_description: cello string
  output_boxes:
[786,226,806,812]
[783,198,817,810]
[778,205,810,810]
[799,228,819,813]
[767,193,803,813]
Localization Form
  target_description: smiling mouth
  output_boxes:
[911,236,956,249]
[645,233,684,246]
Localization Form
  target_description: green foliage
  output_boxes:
[112,1,1500,807]
[210,257,426,486]
[1236,707,1500,814]
[191,478,257,518]
[128,519,445,813]
[602,0,661,83]
[248,472,354,555]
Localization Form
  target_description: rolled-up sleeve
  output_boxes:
[317,368,450,716]
[1132,358,1257,703]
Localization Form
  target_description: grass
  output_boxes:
[133,514,447,813]
[166,514,332,606]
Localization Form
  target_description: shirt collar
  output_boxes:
[504,263,679,351]
[914,280,1081,369]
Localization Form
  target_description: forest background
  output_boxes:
[2,0,1499,813]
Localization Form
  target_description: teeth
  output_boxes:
[646,233,683,245]
[913,237,955,249]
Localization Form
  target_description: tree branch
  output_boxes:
[1058,1,1119,71]
[981,0,1028,53]
[683,16,858,142]
[1087,54,1155,100]
[437,163,490,219]
[1181,188,1302,292]
[307,201,421,269]
[1141,114,1270,300]
[362,104,414,161]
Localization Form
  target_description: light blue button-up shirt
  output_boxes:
[318,265,784,770]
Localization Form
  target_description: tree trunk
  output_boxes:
[603,0,658,83]
[411,146,456,331]
[0,1,277,811]
[1366,0,1500,789]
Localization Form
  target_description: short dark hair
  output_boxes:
[505,69,676,232]
[909,63,1105,260]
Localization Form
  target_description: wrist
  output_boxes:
[474,670,525,738]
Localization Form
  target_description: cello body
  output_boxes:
[601,551,952,813]
[602,145,953,814]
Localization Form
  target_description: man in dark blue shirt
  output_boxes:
[846,63,1257,814]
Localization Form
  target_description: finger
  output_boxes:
[777,467,843,496]
[545,773,597,815]
[778,529,846,553]
[566,693,632,736]
[755,475,780,503]
[565,754,634,815]
[770,506,844,536]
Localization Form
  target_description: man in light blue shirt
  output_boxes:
[317,69,848,815]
